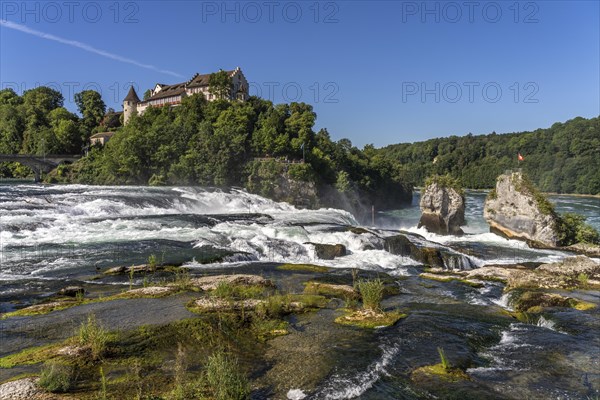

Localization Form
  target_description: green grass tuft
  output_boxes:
[77,314,109,360]
[38,361,76,393]
[357,279,384,312]
[334,310,407,329]
[205,350,250,400]
[437,347,450,370]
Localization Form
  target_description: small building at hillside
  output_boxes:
[90,131,116,146]
[123,67,249,124]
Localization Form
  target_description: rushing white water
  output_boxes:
[286,389,307,400]
[468,323,538,374]
[315,342,401,399]
[536,316,557,331]
[491,292,514,311]
[1,184,595,284]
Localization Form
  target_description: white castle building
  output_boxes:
[123,67,248,124]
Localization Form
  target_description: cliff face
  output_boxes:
[246,160,412,217]
[484,172,560,247]
[418,182,465,235]
[246,162,319,208]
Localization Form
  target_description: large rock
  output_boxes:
[384,234,444,268]
[384,234,474,270]
[189,274,274,291]
[418,182,465,235]
[57,286,84,297]
[307,243,347,260]
[484,172,560,247]
[466,256,600,290]
[0,377,64,400]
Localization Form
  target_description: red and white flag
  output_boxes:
[518,153,524,161]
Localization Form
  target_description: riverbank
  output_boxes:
[1,258,598,399]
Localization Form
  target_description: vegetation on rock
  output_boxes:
[411,347,469,383]
[38,361,76,393]
[276,263,330,273]
[356,278,385,311]
[424,174,464,196]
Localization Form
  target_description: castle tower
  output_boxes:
[123,86,141,125]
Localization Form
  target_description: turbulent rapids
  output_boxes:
[1,184,599,399]
[2,185,595,282]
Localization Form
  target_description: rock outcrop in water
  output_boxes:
[308,243,347,260]
[465,255,600,290]
[418,179,465,235]
[384,234,473,270]
[484,171,560,247]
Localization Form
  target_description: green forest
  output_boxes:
[1,84,598,201]
[379,116,600,195]
[0,86,412,212]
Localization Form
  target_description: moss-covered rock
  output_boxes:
[277,263,330,273]
[511,290,596,313]
[0,344,63,369]
[303,281,358,299]
[189,274,275,291]
[334,309,407,329]
[411,363,470,382]
[419,272,484,288]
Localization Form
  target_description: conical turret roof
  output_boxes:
[124,86,141,103]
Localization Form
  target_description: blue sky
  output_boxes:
[1,1,598,147]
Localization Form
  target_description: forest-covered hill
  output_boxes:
[379,116,600,195]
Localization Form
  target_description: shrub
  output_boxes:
[38,361,75,393]
[424,174,464,196]
[255,294,288,320]
[288,163,314,182]
[148,254,158,271]
[205,351,250,400]
[576,224,600,245]
[357,279,384,311]
[212,281,236,299]
[212,282,266,300]
[577,273,589,288]
[172,268,192,291]
[77,314,109,360]
[170,343,189,400]
[558,213,600,246]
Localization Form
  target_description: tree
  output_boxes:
[0,102,24,153]
[335,170,352,192]
[143,89,152,100]
[20,87,65,154]
[74,90,106,135]
[0,88,23,106]
[208,70,233,100]
[100,108,121,131]
[48,107,81,153]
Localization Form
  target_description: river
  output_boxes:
[0,184,598,399]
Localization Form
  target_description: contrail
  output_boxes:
[0,20,185,78]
